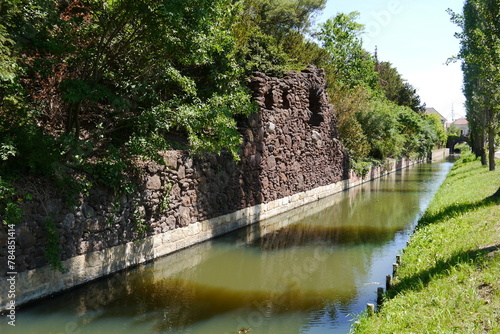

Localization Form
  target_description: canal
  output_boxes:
[1,159,454,334]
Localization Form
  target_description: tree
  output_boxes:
[425,113,448,148]
[319,12,431,164]
[396,82,426,113]
[451,0,500,171]
[236,0,326,42]
[376,61,425,112]
[233,0,328,76]
[356,100,406,160]
[9,0,255,160]
[376,61,403,102]
[328,82,371,161]
[317,12,378,89]
[0,25,16,83]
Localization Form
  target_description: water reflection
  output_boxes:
[256,225,401,250]
[2,161,454,334]
[254,167,427,251]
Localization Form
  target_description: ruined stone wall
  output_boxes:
[244,67,348,203]
[0,67,350,307]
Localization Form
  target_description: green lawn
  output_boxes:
[353,153,500,333]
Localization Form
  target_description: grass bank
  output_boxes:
[353,152,500,333]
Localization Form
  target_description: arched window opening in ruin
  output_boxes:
[265,90,274,110]
[308,88,324,126]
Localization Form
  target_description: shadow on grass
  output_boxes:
[447,163,489,181]
[386,244,500,299]
[417,193,500,229]
[382,191,500,301]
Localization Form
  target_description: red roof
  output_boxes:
[453,118,468,125]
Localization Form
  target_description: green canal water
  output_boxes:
[1,160,454,334]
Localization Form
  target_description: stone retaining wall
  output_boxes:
[429,148,451,161]
[0,66,422,310]
[0,156,420,310]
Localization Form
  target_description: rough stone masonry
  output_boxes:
[0,66,349,308]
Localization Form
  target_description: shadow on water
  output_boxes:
[254,224,402,250]
[23,269,354,333]
[2,160,455,334]
[241,174,425,250]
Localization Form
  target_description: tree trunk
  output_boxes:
[65,104,75,135]
[474,128,487,165]
[488,126,496,171]
[65,101,82,137]
[471,129,483,162]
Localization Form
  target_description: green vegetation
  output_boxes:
[352,150,500,333]
[451,0,500,172]
[317,12,442,166]
[0,0,259,207]
[0,1,446,222]
[1,176,26,225]
[44,218,65,273]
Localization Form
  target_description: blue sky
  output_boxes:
[315,0,466,121]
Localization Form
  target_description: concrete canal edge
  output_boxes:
[0,151,450,311]
[429,147,451,161]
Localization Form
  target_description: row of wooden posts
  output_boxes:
[366,252,402,317]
